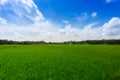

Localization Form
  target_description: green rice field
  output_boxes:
[0,45,120,80]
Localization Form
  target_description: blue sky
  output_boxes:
[0,0,120,42]
[34,0,120,24]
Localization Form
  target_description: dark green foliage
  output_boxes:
[64,40,120,44]
[0,40,45,45]
[0,39,120,45]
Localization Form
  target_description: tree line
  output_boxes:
[0,39,120,45]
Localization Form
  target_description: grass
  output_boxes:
[0,44,120,80]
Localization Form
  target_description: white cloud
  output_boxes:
[0,0,7,5]
[91,12,97,18]
[20,0,35,7]
[0,17,120,42]
[102,17,120,38]
[0,0,34,7]
[62,20,69,24]
[0,17,7,24]
[76,12,97,22]
[0,0,45,25]
[76,12,88,22]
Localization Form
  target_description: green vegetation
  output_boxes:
[0,45,120,80]
[0,39,120,45]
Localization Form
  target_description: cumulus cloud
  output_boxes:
[0,0,120,42]
[102,17,120,38]
[0,0,44,25]
[0,17,120,42]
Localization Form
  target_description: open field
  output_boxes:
[0,45,120,80]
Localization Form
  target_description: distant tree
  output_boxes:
[0,39,120,45]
